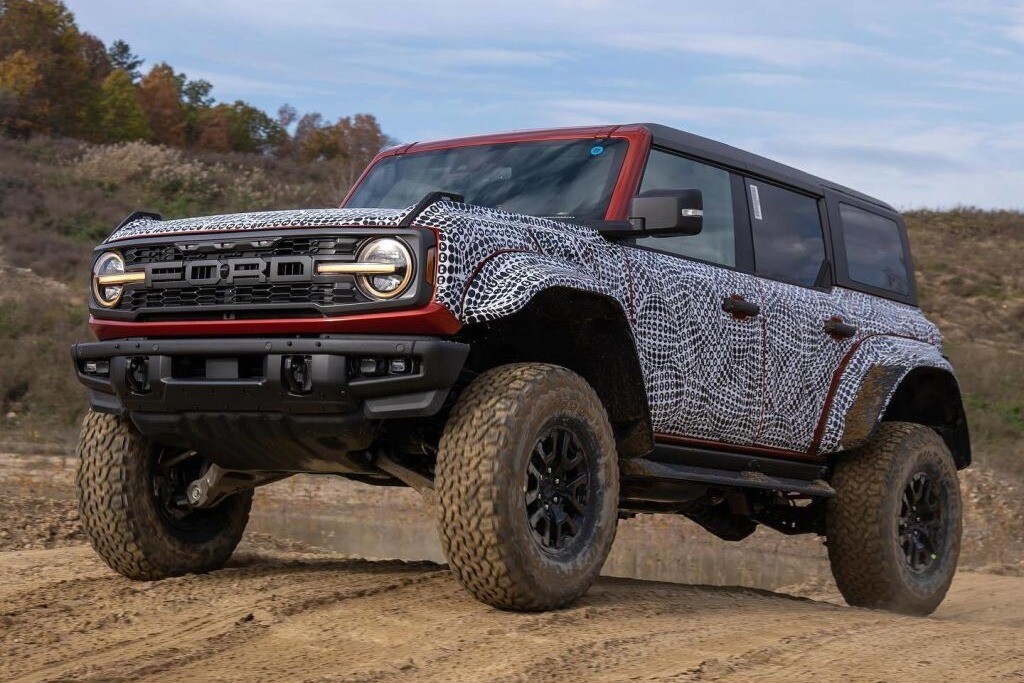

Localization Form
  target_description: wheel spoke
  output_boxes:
[534,441,554,466]
[566,473,587,494]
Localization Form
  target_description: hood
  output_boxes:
[105,207,413,243]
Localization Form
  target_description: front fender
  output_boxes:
[416,201,631,324]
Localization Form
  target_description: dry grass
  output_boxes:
[0,140,1021,479]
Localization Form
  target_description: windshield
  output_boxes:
[346,138,628,220]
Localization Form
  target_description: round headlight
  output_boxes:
[356,238,413,299]
[92,251,125,307]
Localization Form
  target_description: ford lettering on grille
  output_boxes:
[145,256,314,286]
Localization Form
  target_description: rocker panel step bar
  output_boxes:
[620,458,836,498]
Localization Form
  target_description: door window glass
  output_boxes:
[636,149,736,267]
[747,180,826,286]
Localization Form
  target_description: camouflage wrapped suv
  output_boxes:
[73,124,969,614]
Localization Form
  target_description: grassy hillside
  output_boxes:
[1,137,1021,479]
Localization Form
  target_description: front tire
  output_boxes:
[435,363,619,611]
[76,411,252,580]
[826,421,962,615]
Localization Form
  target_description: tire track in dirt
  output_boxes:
[2,543,1023,682]
[1,544,446,683]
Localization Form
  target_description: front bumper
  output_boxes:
[72,335,469,420]
[72,335,469,473]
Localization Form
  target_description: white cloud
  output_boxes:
[427,49,569,68]
[696,72,813,88]
[605,33,877,68]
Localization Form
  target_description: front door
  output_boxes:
[626,148,763,446]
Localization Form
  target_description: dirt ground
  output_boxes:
[2,452,1023,682]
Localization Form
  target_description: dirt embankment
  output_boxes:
[2,453,1023,682]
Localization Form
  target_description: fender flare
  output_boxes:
[830,338,970,467]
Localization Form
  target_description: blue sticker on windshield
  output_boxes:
[590,145,604,156]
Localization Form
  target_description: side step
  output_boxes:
[620,458,836,498]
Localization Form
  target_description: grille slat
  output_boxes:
[117,235,364,312]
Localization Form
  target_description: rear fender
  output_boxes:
[821,335,970,467]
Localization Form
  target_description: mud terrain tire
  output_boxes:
[436,363,619,611]
[76,410,252,580]
[826,421,961,615]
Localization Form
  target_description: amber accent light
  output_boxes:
[425,247,437,285]
[96,271,146,285]
[316,262,397,275]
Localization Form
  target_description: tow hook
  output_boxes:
[125,356,150,394]
[283,354,313,395]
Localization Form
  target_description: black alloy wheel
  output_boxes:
[899,471,945,573]
[525,424,592,553]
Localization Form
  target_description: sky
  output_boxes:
[70,0,1024,209]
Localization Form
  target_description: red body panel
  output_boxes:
[90,302,462,340]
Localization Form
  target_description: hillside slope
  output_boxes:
[0,138,1021,479]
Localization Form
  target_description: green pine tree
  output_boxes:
[97,68,149,142]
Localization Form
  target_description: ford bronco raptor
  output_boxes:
[72,124,969,614]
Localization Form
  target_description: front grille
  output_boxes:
[115,234,367,314]
[123,282,357,309]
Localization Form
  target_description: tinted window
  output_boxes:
[747,181,825,286]
[839,204,910,295]
[346,138,628,220]
[635,149,735,267]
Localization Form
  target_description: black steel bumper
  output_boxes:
[71,335,470,420]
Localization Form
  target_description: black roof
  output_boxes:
[637,123,895,211]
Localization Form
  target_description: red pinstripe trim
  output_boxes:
[619,245,637,323]
[807,332,925,456]
[457,247,539,313]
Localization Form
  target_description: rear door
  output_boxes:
[742,179,852,455]
[626,149,763,446]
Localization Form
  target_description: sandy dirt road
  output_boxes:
[2,538,1023,683]
[2,453,1023,682]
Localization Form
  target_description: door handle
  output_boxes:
[824,317,857,340]
[722,295,760,320]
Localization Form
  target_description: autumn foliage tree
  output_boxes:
[0,0,392,173]
[98,68,149,142]
[137,63,185,146]
[0,0,100,136]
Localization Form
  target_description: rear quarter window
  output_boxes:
[839,204,911,295]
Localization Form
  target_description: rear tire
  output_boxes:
[826,421,962,615]
[435,363,619,611]
[76,411,252,580]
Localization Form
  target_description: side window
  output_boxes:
[635,149,736,267]
[747,180,826,287]
[839,204,910,295]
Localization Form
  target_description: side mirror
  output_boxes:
[629,189,703,236]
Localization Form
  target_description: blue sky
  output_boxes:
[70,0,1023,209]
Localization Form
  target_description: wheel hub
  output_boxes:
[899,471,944,572]
[525,424,592,552]
[153,449,212,532]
